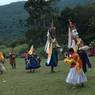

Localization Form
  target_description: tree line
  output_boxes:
[24,0,95,47]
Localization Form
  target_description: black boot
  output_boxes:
[51,66,55,73]
[81,83,84,87]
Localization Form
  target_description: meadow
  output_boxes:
[0,57,95,95]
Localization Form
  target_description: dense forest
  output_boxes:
[0,0,95,55]
[53,0,95,10]
[24,0,95,47]
[0,1,28,46]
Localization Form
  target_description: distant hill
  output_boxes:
[53,0,95,11]
[0,0,95,45]
[0,1,28,44]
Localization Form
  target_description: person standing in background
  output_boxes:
[9,48,16,69]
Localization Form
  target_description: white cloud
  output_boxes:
[0,0,27,6]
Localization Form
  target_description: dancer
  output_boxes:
[78,41,91,73]
[64,48,87,87]
[68,19,91,73]
[45,21,60,72]
[0,51,6,74]
[26,45,41,72]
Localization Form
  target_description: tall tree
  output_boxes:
[24,0,56,46]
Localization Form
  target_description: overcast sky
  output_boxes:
[0,0,27,6]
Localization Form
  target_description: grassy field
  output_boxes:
[0,57,95,95]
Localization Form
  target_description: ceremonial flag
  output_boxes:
[45,30,53,65]
[0,52,4,61]
[68,19,79,51]
[28,45,34,55]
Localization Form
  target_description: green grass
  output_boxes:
[0,57,95,95]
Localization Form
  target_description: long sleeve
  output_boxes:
[84,51,91,68]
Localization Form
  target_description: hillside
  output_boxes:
[54,0,95,11]
[0,0,95,45]
[0,1,28,44]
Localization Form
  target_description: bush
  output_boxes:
[89,39,95,48]
[14,44,28,56]
[37,47,45,58]
[0,45,10,58]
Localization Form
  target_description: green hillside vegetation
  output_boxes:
[54,0,95,11]
[0,0,95,55]
[0,0,95,46]
[60,4,95,44]
[0,1,28,45]
[24,0,95,47]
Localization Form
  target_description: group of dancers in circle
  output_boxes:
[0,20,92,88]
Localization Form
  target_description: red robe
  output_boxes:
[69,52,82,73]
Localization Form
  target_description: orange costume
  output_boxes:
[64,48,87,85]
[0,52,4,62]
[69,52,82,73]
[0,52,6,73]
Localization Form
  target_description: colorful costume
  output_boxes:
[9,50,16,69]
[45,22,60,72]
[46,47,58,67]
[26,45,41,72]
[0,52,6,73]
[78,50,91,73]
[68,19,91,73]
[68,20,86,52]
[64,49,87,85]
[26,54,41,70]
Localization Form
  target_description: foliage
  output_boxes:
[14,44,28,55]
[0,44,28,58]
[0,0,95,47]
[89,39,95,48]
[24,0,57,47]
[0,45,10,57]
[24,0,95,47]
[7,37,27,47]
[0,1,28,45]
[60,5,95,44]
[53,0,95,11]
[36,46,45,58]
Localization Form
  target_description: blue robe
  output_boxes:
[78,50,91,73]
[26,54,41,70]
[46,48,58,67]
